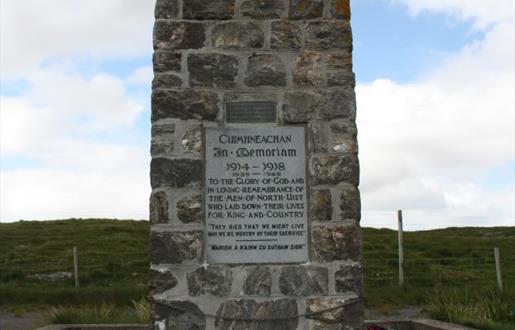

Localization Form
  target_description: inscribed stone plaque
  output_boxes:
[205,127,308,263]
[226,102,276,123]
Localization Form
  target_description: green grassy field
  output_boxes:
[1,219,514,328]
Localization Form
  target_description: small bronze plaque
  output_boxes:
[226,101,276,123]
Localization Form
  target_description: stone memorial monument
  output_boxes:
[149,0,362,328]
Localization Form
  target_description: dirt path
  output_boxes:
[0,311,48,330]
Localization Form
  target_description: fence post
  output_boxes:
[398,210,404,287]
[73,246,80,289]
[494,247,503,291]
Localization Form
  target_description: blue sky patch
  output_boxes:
[352,0,482,83]
[1,155,44,171]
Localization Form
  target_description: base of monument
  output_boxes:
[36,319,476,330]
[36,324,150,330]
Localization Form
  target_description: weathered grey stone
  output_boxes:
[150,231,203,264]
[150,269,178,295]
[326,53,352,70]
[306,21,352,50]
[241,0,285,18]
[152,73,182,89]
[327,71,354,87]
[308,121,328,152]
[309,321,342,330]
[152,121,175,136]
[339,186,360,221]
[270,21,302,49]
[309,189,332,221]
[177,193,202,223]
[306,298,362,327]
[224,92,284,102]
[183,0,235,20]
[293,51,322,87]
[155,0,179,18]
[153,51,181,72]
[150,191,169,224]
[243,266,272,296]
[182,125,202,154]
[310,155,359,186]
[328,0,351,20]
[335,263,362,294]
[152,89,219,121]
[153,300,206,330]
[320,89,357,121]
[187,266,232,297]
[154,21,206,50]
[216,299,298,330]
[283,90,355,123]
[151,121,175,156]
[289,0,323,19]
[306,297,350,323]
[211,22,264,49]
[329,120,357,136]
[150,158,202,188]
[283,91,320,123]
[188,53,238,88]
[330,135,357,155]
[311,224,361,262]
[329,120,358,153]
[279,266,328,296]
[151,138,174,156]
[244,54,286,87]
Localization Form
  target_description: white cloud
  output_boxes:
[1,68,144,157]
[357,13,515,228]
[0,66,149,222]
[0,140,151,221]
[0,1,153,222]
[127,66,154,86]
[0,103,151,221]
[27,68,144,125]
[0,0,155,76]
[389,0,514,29]
[0,98,64,155]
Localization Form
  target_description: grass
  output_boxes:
[0,219,149,307]
[362,227,515,309]
[0,282,147,306]
[132,298,151,324]
[1,219,514,328]
[425,287,515,330]
[47,301,150,324]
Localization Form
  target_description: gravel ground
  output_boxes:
[0,311,48,330]
[365,306,428,321]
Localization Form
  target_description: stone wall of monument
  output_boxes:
[149,0,362,329]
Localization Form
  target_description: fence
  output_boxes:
[1,217,513,295]
[365,255,515,289]
[3,248,512,294]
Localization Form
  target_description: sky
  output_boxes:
[0,0,514,230]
